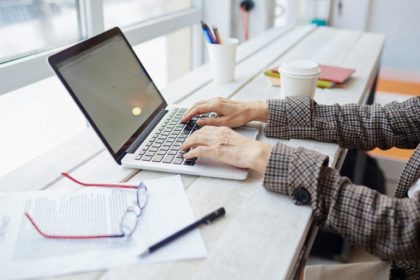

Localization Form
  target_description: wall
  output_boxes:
[368,0,420,72]
[330,0,371,30]
[203,0,276,43]
[200,0,276,65]
[231,0,276,42]
[330,0,420,73]
[202,0,233,38]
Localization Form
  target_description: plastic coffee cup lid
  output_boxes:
[280,59,320,76]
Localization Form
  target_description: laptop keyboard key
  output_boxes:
[152,155,163,162]
[173,158,184,164]
[176,152,185,158]
[184,160,195,166]
[135,108,203,165]
[172,144,180,150]
[142,155,152,161]
[163,155,175,163]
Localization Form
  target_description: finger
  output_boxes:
[181,97,225,122]
[183,146,214,159]
[179,130,210,151]
[181,103,218,122]
[180,126,223,150]
[197,116,227,127]
[182,103,214,122]
[181,99,210,122]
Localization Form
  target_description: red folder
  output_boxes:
[319,65,355,84]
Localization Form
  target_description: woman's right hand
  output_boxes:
[181,97,268,128]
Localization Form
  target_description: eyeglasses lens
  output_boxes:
[120,208,140,236]
[137,183,148,209]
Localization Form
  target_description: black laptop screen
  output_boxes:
[55,33,165,155]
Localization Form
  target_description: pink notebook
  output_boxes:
[319,65,355,84]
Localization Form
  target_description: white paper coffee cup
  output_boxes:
[279,59,320,99]
[207,38,238,83]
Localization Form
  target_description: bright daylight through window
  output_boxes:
[0,0,197,177]
[103,0,192,28]
[0,0,81,63]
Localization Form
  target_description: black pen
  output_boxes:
[139,207,226,257]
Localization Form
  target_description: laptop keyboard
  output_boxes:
[134,108,217,166]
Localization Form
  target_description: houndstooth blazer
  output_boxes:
[262,96,420,279]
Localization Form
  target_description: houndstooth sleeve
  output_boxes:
[316,167,420,261]
[263,143,420,261]
[265,96,420,150]
[263,142,329,209]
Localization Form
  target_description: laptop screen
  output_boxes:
[54,31,165,157]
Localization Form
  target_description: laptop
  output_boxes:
[48,27,259,180]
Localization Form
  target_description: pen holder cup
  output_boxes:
[206,38,238,83]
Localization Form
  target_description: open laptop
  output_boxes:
[48,27,259,180]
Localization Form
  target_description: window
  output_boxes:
[0,1,201,176]
[0,0,81,63]
[0,25,193,177]
[103,0,192,28]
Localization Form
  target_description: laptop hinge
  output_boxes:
[126,109,168,155]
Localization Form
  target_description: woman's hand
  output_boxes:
[180,126,272,174]
[181,97,268,128]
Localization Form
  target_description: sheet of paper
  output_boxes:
[0,175,207,279]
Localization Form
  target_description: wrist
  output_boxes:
[248,101,268,122]
[251,142,272,174]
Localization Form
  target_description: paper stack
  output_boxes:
[0,175,207,279]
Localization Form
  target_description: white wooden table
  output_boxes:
[0,25,385,280]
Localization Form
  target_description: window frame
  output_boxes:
[0,0,202,96]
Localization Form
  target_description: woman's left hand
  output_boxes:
[180,126,272,174]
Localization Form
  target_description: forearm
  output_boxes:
[316,167,420,261]
[265,97,420,150]
[263,143,420,261]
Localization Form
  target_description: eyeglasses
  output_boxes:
[24,172,148,239]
